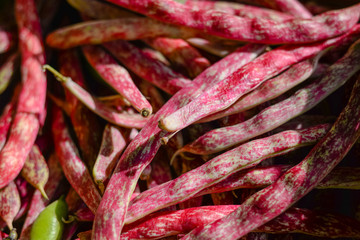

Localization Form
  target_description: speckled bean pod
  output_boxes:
[91,43,264,240]
[105,0,359,44]
[46,18,200,49]
[93,124,126,194]
[183,55,360,240]
[185,0,293,21]
[52,106,101,214]
[255,0,312,18]
[0,182,20,230]
[21,145,49,199]
[126,124,329,224]
[121,206,360,239]
[0,101,15,151]
[0,0,46,189]
[103,40,192,95]
[82,45,152,116]
[176,36,360,156]
[159,25,360,133]
[200,53,323,123]
[0,29,13,54]
[45,65,148,129]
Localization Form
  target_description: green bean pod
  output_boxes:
[30,196,68,240]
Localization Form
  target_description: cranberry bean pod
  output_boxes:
[0,29,13,54]
[91,43,265,239]
[176,37,360,156]
[45,65,148,129]
[183,59,360,240]
[126,124,329,223]
[93,124,127,194]
[52,106,101,214]
[0,101,15,151]
[21,145,49,199]
[82,45,152,116]
[103,40,192,95]
[144,38,211,78]
[200,54,322,123]
[46,18,201,49]
[255,0,312,18]
[185,0,293,21]
[105,0,360,44]
[20,154,63,239]
[0,182,20,230]
[159,26,360,132]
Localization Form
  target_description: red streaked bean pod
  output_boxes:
[20,154,63,239]
[185,0,293,21]
[82,45,152,117]
[93,124,127,194]
[159,25,360,133]
[255,0,312,18]
[46,18,201,49]
[200,53,323,123]
[92,43,265,240]
[103,40,192,95]
[175,36,360,156]
[21,145,49,199]
[0,181,20,230]
[0,53,18,95]
[0,100,15,151]
[126,124,330,224]
[182,58,360,240]
[45,65,148,129]
[0,28,13,54]
[105,0,360,44]
[52,106,101,214]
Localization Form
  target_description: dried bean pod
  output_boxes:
[200,53,323,123]
[159,26,360,132]
[77,230,92,240]
[177,36,360,156]
[52,106,101,214]
[0,182,20,230]
[93,124,126,194]
[183,54,360,240]
[20,154,63,239]
[21,145,49,199]
[185,0,293,21]
[126,124,329,223]
[105,0,360,43]
[103,40,192,95]
[45,65,148,129]
[82,45,152,116]
[91,44,265,239]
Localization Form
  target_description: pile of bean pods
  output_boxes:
[1,0,360,239]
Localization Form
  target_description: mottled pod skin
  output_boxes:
[120,206,360,239]
[103,40,192,95]
[93,124,127,193]
[125,124,329,224]
[0,0,46,189]
[106,0,360,44]
[255,0,312,18]
[144,38,210,78]
[0,101,15,151]
[52,106,102,214]
[21,145,49,199]
[82,45,152,116]
[183,46,360,240]
[159,25,360,133]
[200,54,322,123]
[59,50,103,171]
[177,36,360,156]
[46,18,200,49]
[91,44,265,240]
[185,0,293,21]
[20,154,63,239]
[0,29,13,54]
[0,181,20,230]
[45,65,148,129]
